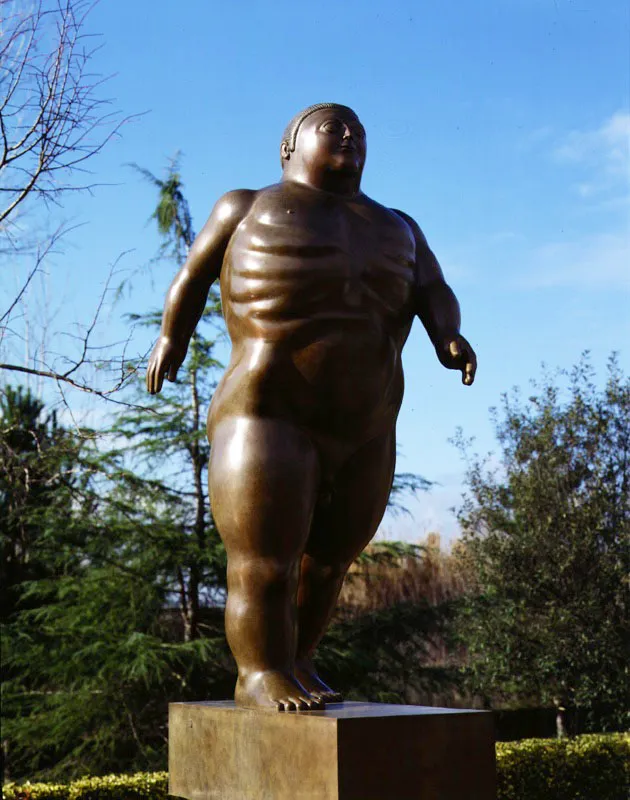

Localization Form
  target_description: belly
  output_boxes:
[291,325,403,411]
[208,329,405,443]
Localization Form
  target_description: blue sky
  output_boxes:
[3,0,629,543]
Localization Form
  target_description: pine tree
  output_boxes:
[123,159,227,641]
[0,163,234,781]
[1,386,87,623]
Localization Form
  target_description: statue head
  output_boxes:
[280,103,366,192]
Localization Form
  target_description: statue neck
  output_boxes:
[281,165,362,198]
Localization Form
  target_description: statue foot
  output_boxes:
[295,661,343,703]
[235,670,324,712]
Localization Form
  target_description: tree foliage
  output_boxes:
[0,385,93,622]
[129,159,194,263]
[0,164,232,781]
[455,354,629,730]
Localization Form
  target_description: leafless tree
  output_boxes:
[0,0,146,406]
[1,0,124,228]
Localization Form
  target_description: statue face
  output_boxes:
[293,109,366,177]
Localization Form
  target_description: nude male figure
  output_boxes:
[147,103,477,712]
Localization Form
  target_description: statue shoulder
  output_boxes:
[190,190,258,258]
[390,208,445,284]
[359,195,415,233]
[213,189,258,225]
[389,208,427,245]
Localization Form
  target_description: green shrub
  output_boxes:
[496,733,629,800]
[2,773,168,800]
[1,784,70,800]
[3,735,628,800]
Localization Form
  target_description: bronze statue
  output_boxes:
[147,103,476,712]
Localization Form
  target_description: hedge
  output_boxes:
[495,733,629,800]
[1,773,168,800]
[3,734,628,800]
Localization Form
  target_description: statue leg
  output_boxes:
[209,416,323,711]
[295,430,396,702]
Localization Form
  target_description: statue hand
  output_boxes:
[438,335,477,386]
[146,337,186,395]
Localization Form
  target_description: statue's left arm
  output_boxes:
[394,210,477,386]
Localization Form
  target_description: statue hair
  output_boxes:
[281,103,359,160]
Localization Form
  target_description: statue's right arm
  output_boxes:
[146,189,256,394]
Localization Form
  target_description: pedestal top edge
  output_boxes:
[169,700,492,719]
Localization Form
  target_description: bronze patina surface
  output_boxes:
[168,701,496,800]
[148,103,477,712]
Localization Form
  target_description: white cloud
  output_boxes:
[554,111,630,196]
[516,231,630,291]
[518,125,554,152]
[508,111,630,291]
[555,111,629,168]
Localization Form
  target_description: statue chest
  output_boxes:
[225,199,416,319]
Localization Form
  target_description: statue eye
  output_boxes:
[321,120,342,133]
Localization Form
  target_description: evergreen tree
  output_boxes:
[455,354,630,731]
[0,163,233,780]
[1,386,87,623]
[122,159,227,640]
[1,384,234,780]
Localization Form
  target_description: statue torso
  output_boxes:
[210,182,417,443]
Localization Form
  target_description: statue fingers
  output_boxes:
[155,364,167,392]
[463,360,476,385]
[149,355,169,394]
[147,359,159,395]
[449,339,461,359]
[462,349,477,385]
[167,361,179,382]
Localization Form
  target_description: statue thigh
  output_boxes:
[208,415,320,566]
[304,429,397,570]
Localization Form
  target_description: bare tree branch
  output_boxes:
[0,0,149,406]
[2,243,154,409]
[0,0,134,226]
[0,361,153,410]
[0,222,72,328]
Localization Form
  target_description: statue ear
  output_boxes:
[280,141,291,162]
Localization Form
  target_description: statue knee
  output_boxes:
[229,555,299,593]
[304,557,347,585]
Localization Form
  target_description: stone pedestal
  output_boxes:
[169,701,496,800]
